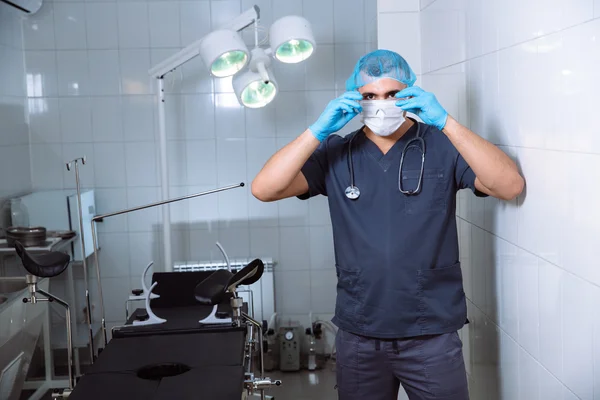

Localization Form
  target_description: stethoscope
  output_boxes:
[345,119,426,200]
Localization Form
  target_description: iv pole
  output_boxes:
[65,157,95,364]
[90,182,245,349]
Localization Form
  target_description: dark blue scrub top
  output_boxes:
[298,120,487,339]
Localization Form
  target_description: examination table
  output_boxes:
[67,261,277,400]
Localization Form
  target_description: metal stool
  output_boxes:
[14,241,75,399]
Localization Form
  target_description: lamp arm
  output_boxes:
[149,38,205,78]
[221,5,260,32]
[148,5,260,79]
[256,62,270,82]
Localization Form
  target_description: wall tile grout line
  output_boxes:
[301,0,314,304]
[19,5,35,192]
[419,0,438,13]
[379,11,420,15]
[23,42,369,51]
[23,89,354,98]
[421,16,600,76]
[495,144,600,157]
[456,214,600,290]
[464,297,582,399]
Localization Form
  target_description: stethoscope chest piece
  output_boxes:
[345,185,360,200]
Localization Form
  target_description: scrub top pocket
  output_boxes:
[335,264,363,328]
[417,262,467,330]
[401,169,447,215]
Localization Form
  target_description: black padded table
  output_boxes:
[92,330,246,372]
[70,366,245,400]
[68,269,258,399]
[70,319,248,399]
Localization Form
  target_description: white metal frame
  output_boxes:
[149,6,260,274]
[20,289,70,400]
[0,239,82,398]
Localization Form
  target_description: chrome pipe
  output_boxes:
[92,183,244,222]
[243,312,265,400]
[38,288,75,391]
[231,296,244,327]
[66,157,95,364]
[237,289,255,318]
[90,183,245,351]
[90,218,107,350]
[246,324,254,376]
[242,312,264,378]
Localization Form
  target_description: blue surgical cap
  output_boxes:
[345,49,417,91]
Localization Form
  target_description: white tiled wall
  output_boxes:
[377,0,421,75]
[416,1,600,399]
[20,0,378,330]
[0,4,30,207]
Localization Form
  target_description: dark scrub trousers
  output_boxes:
[335,329,468,399]
[297,120,487,399]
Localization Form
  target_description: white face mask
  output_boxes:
[360,100,406,137]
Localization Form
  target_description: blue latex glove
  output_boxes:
[309,91,363,142]
[395,86,448,130]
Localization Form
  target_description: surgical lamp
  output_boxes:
[148,5,315,277]
[270,15,315,63]
[232,15,315,108]
[148,6,316,90]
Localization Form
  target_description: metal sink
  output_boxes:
[0,277,27,295]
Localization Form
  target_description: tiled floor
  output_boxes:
[265,363,339,399]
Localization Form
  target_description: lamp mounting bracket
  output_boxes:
[148,5,260,79]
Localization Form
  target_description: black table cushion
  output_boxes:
[154,366,245,399]
[70,366,245,400]
[90,331,246,374]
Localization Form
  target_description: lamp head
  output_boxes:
[269,15,316,64]
[233,48,278,108]
[199,29,250,77]
[235,76,278,108]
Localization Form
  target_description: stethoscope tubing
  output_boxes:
[345,120,423,200]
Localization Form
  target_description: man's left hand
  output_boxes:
[395,86,448,130]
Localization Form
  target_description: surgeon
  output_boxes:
[251,50,524,400]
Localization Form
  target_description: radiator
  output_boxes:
[173,258,276,325]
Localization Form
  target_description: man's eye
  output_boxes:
[364,94,375,100]
[388,92,399,98]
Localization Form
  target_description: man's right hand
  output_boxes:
[308,91,363,142]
